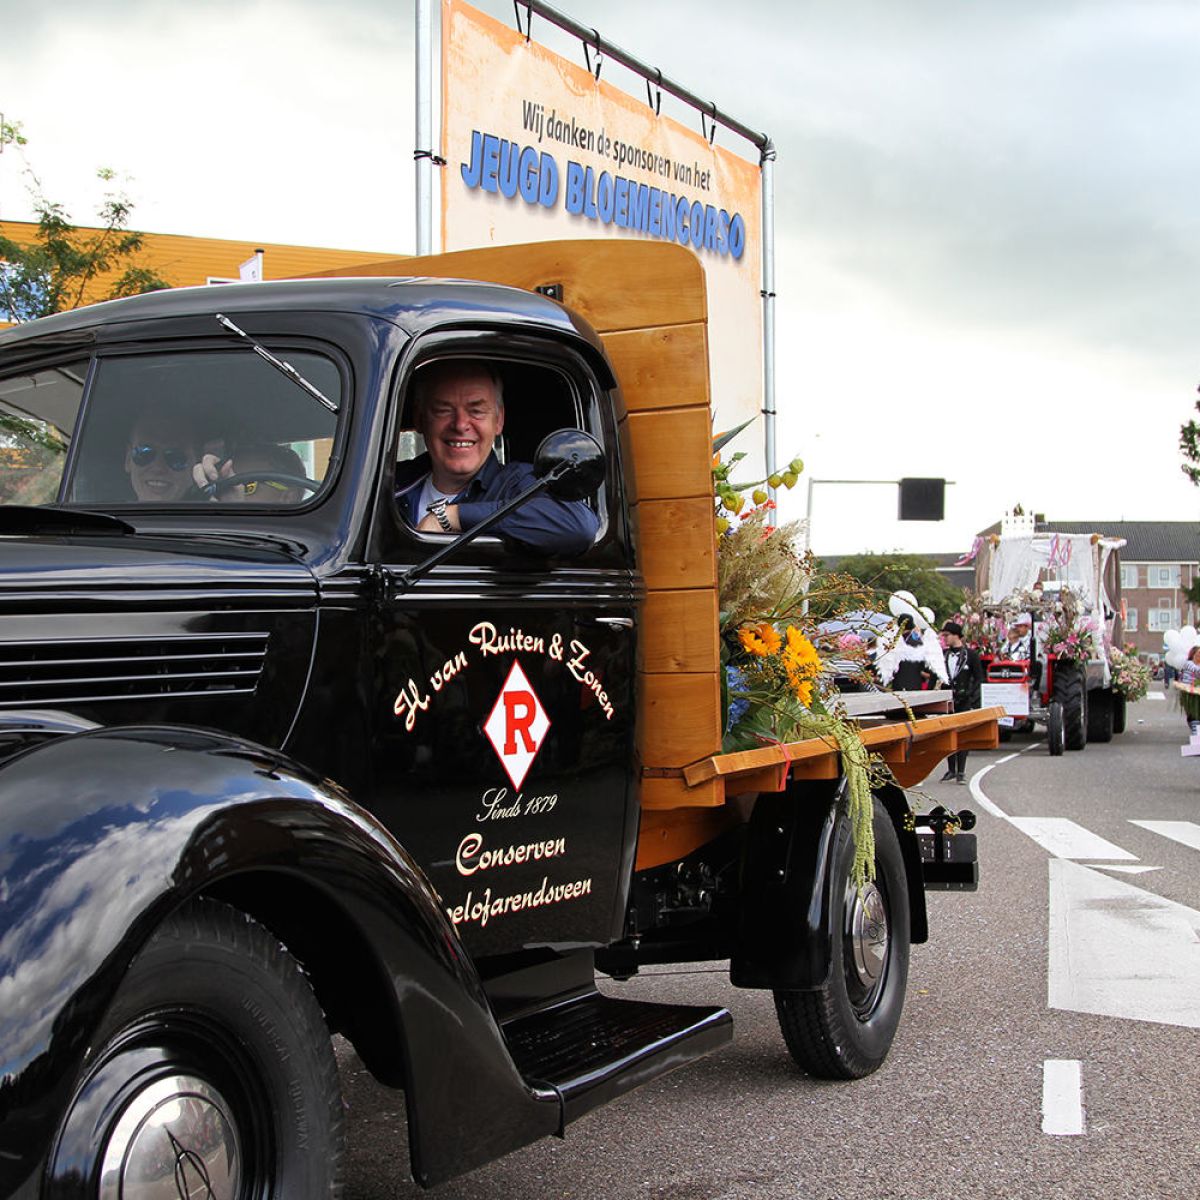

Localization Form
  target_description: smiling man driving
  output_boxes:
[394,359,599,556]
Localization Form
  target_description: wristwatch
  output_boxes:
[426,498,453,532]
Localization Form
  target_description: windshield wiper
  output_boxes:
[0,506,135,536]
[214,313,338,413]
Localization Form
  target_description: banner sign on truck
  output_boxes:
[441,0,764,449]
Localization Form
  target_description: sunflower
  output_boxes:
[738,622,782,657]
[781,626,821,704]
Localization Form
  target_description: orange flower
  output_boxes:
[782,626,821,703]
[738,622,782,657]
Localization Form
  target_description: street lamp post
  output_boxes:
[800,477,953,613]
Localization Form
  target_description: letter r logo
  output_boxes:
[503,690,537,754]
[484,662,550,788]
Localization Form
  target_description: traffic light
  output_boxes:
[898,477,945,521]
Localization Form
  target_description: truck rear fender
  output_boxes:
[730,778,927,991]
[0,726,559,1191]
[874,780,929,945]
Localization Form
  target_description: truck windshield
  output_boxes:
[4,347,343,509]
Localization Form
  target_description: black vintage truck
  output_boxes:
[0,240,993,1199]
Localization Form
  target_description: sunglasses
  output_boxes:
[242,479,291,496]
[131,444,190,472]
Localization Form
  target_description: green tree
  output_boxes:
[0,118,169,322]
[1180,391,1200,487]
[828,552,966,624]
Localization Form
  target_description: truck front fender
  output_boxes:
[0,725,558,1194]
[730,778,927,991]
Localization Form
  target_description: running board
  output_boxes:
[502,992,732,1126]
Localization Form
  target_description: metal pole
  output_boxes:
[415,0,434,255]
[515,0,770,154]
[801,475,816,615]
[761,141,777,524]
[804,475,816,554]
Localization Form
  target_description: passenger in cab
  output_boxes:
[124,407,202,503]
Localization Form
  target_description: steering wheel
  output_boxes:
[204,471,320,500]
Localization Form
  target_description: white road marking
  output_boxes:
[967,763,1009,819]
[1042,1060,1085,1135]
[1146,694,1166,701]
[1092,864,1161,875]
[1008,817,1137,861]
[968,740,1041,819]
[1130,820,1200,853]
[1048,859,1200,1028]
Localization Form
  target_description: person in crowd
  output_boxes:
[940,620,984,783]
[1162,640,1176,690]
[394,359,599,556]
[875,591,949,692]
[1000,613,1033,660]
[1178,644,1200,736]
[124,408,203,503]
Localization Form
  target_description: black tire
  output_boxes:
[1087,688,1113,743]
[1054,664,1087,751]
[773,798,911,1079]
[1047,700,1065,756]
[47,898,343,1198]
[1112,693,1128,735]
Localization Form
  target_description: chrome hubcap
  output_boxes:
[849,882,889,990]
[99,1074,240,1199]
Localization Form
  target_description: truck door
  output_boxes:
[367,339,640,962]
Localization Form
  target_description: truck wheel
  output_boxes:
[46,899,344,1198]
[772,798,910,1079]
[1054,664,1087,751]
[1112,693,1128,734]
[1047,700,1065,756]
[1086,688,1114,743]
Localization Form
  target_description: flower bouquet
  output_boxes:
[714,429,885,886]
[1108,646,1151,703]
[952,594,1006,656]
[1041,611,1097,664]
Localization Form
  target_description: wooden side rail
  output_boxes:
[679,706,1004,793]
[634,706,1003,868]
[641,705,1004,814]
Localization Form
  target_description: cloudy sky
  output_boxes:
[3,0,1198,554]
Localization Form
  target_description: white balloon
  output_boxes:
[1164,626,1199,670]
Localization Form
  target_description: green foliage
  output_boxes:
[0,413,67,505]
[830,552,965,624]
[1181,397,1200,487]
[1,119,28,150]
[0,121,169,322]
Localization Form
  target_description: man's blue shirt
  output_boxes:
[395,452,600,556]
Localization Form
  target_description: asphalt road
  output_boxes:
[338,689,1200,1199]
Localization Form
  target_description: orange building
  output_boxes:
[0,219,407,325]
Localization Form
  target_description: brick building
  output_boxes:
[0,219,400,327]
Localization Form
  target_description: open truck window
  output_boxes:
[0,359,88,506]
[393,354,603,553]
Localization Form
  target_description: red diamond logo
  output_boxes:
[483,661,550,789]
